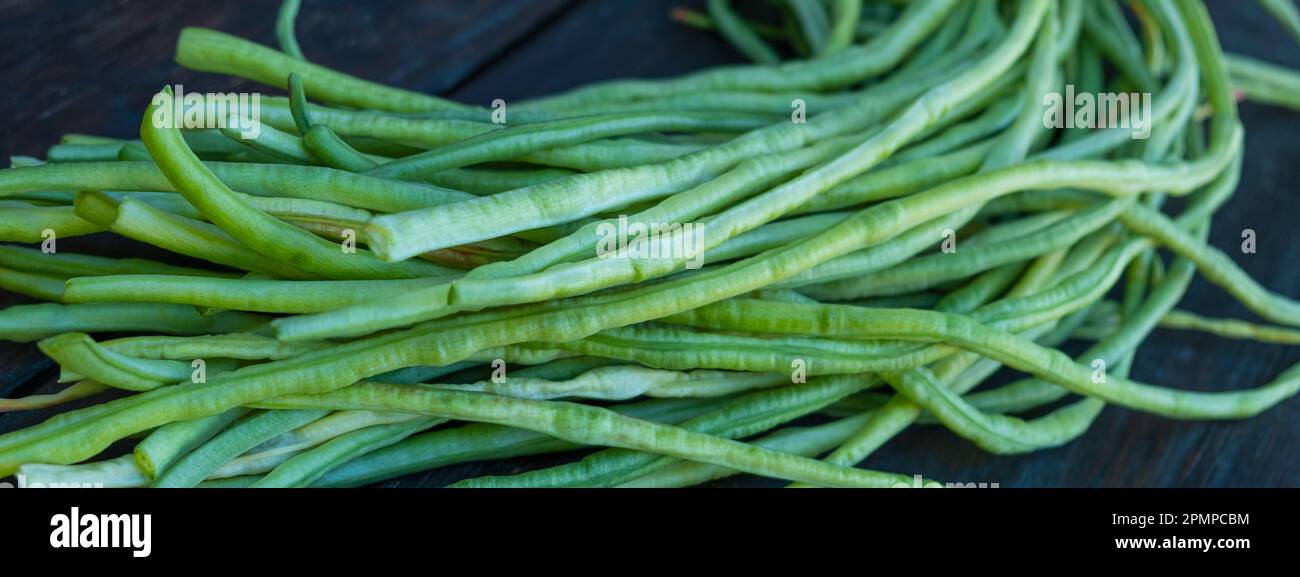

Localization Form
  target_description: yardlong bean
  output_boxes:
[252,417,443,488]
[358,56,963,262]
[0,160,474,213]
[0,381,109,414]
[0,244,230,279]
[522,0,959,110]
[0,0,1293,490]
[438,365,790,401]
[313,397,724,487]
[74,193,315,279]
[708,0,781,64]
[63,275,449,314]
[666,299,1300,419]
[1226,53,1300,111]
[448,376,872,487]
[278,122,1236,341]
[276,0,305,59]
[141,87,455,280]
[176,28,468,113]
[275,2,1049,339]
[1159,309,1300,345]
[266,377,923,488]
[0,303,266,343]
[363,110,772,183]
[152,409,329,488]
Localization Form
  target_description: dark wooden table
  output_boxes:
[1,0,1296,487]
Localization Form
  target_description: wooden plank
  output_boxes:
[0,0,574,157]
[452,0,741,103]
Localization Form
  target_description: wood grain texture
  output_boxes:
[0,0,1294,487]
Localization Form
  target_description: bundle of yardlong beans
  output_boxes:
[2,0,1299,488]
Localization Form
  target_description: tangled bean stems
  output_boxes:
[0,0,1295,488]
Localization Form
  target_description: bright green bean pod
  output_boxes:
[1225,53,1300,111]
[792,140,990,215]
[74,193,314,279]
[134,408,250,479]
[63,275,448,314]
[152,409,329,488]
[175,27,468,112]
[619,412,875,488]
[0,381,109,414]
[472,133,863,279]
[46,143,126,163]
[824,0,864,55]
[0,266,68,301]
[662,298,1300,419]
[39,332,196,391]
[0,206,101,242]
[0,160,474,213]
[313,397,721,487]
[276,4,1050,338]
[439,365,789,401]
[520,0,959,110]
[804,198,1129,299]
[276,0,305,59]
[32,410,441,488]
[788,0,832,55]
[1159,309,1300,344]
[2,0,1289,488]
[204,410,423,480]
[267,376,915,488]
[1081,1,1156,92]
[352,61,950,260]
[447,375,877,488]
[554,325,940,375]
[706,212,853,264]
[708,0,781,64]
[0,303,266,343]
[1119,203,1300,327]
[364,111,773,183]
[0,244,231,279]
[220,119,317,164]
[290,114,1233,341]
[892,98,1020,163]
[17,454,147,488]
[258,382,927,488]
[885,368,1104,454]
[104,333,324,361]
[251,417,443,488]
[425,166,576,195]
[303,125,379,172]
[140,87,453,279]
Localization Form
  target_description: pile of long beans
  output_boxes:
[2,0,1300,488]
